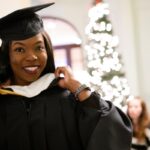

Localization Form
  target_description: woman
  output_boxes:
[0,3,132,150]
[127,96,150,150]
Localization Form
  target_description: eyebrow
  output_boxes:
[12,42,25,46]
[12,40,44,46]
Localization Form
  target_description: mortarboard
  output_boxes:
[0,2,54,41]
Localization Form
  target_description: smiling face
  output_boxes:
[9,33,48,85]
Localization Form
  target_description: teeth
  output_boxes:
[24,66,38,71]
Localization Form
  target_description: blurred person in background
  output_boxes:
[127,96,150,150]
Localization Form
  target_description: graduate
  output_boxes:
[0,3,132,150]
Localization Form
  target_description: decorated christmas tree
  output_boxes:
[84,0,130,108]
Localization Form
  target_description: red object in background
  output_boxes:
[95,0,102,4]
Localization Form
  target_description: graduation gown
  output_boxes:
[0,77,132,150]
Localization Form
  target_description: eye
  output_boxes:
[14,47,25,53]
[36,44,46,51]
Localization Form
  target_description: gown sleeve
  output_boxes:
[77,92,132,150]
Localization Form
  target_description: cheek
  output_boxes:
[136,108,142,117]
[40,52,48,66]
[9,54,20,70]
[129,108,142,118]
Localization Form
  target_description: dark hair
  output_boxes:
[0,31,55,84]
[41,31,55,75]
[0,40,11,83]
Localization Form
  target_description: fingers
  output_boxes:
[55,66,72,78]
[55,66,65,77]
[54,66,87,96]
[54,66,63,77]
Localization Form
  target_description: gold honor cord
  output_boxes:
[0,89,22,96]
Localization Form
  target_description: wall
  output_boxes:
[131,0,150,104]
[0,0,30,17]
[105,0,150,105]
[104,0,139,95]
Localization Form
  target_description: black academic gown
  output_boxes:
[0,85,132,150]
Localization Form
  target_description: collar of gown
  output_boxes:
[0,73,56,98]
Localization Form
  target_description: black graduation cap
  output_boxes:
[0,2,55,41]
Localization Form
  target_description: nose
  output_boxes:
[26,51,38,61]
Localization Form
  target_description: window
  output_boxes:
[42,16,84,71]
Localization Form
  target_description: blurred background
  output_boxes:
[0,0,150,107]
